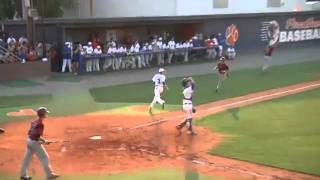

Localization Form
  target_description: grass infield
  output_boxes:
[89,60,320,105]
[197,88,320,175]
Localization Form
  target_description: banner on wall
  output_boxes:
[260,17,320,46]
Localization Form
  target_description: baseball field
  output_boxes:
[0,59,320,179]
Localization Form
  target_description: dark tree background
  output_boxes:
[0,0,75,20]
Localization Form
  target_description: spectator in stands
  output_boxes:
[0,38,5,47]
[103,43,116,71]
[6,33,16,46]
[27,46,38,61]
[18,36,28,45]
[86,42,94,72]
[72,43,81,75]
[18,42,28,63]
[226,46,236,60]
[117,44,126,70]
[167,37,175,64]
[62,42,72,72]
[205,36,217,59]
[155,37,164,66]
[35,42,44,59]
[216,33,224,57]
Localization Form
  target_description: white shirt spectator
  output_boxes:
[118,46,126,54]
[156,41,163,49]
[162,43,167,50]
[94,48,102,55]
[86,46,94,54]
[129,45,135,53]
[134,43,140,53]
[148,44,153,51]
[168,40,176,50]
[7,37,16,45]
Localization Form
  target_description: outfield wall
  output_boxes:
[0,61,51,81]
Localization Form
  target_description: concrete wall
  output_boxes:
[94,0,176,18]
[61,0,318,18]
[176,0,314,16]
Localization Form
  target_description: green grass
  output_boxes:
[0,95,52,109]
[89,60,320,105]
[0,168,222,180]
[197,88,320,175]
[0,80,42,87]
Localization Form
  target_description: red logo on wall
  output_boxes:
[225,24,239,46]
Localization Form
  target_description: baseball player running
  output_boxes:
[149,68,168,115]
[176,77,197,135]
[214,57,229,92]
[262,45,275,71]
[20,107,59,180]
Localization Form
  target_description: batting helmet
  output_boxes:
[220,56,226,61]
[37,107,50,117]
[182,78,190,88]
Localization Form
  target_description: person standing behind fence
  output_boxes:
[93,45,102,72]
[103,44,115,71]
[134,41,144,68]
[205,36,216,59]
[62,42,72,73]
[141,43,149,67]
[129,44,136,69]
[167,38,175,64]
[226,46,236,60]
[86,42,94,72]
[217,33,224,57]
[117,45,125,70]
[72,43,81,75]
[156,37,164,66]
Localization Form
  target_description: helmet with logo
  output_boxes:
[37,107,50,117]
[220,56,226,61]
[159,68,165,73]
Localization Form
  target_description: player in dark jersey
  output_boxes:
[214,57,229,92]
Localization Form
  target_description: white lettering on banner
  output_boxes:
[287,31,294,42]
[294,30,300,41]
[306,29,312,40]
[300,30,306,41]
[279,31,287,42]
[278,28,320,42]
[314,29,319,39]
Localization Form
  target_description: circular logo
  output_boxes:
[225,24,239,46]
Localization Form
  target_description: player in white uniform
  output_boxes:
[149,68,168,115]
[93,45,102,72]
[167,38,175,64]
[176,77,196,135]
[86,42,94,72]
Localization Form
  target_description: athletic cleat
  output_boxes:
[187,131,197,136]
[20,176,32,180]
[148,107,153,116]
[162,103,165,110]
[47,173,60,179]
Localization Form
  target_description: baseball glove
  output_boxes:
[192,108,197,113]
[181,78,189,88]
[0,128,5,133]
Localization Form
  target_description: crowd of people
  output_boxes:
[0,32,54,64]
[62,33,237,74]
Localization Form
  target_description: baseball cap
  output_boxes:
[159,68,165,73]
[88,42,92,45]
[37,107,50,116]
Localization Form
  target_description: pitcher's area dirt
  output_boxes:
[1,80,320,180]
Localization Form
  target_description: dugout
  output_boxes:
[2,10,320,73]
